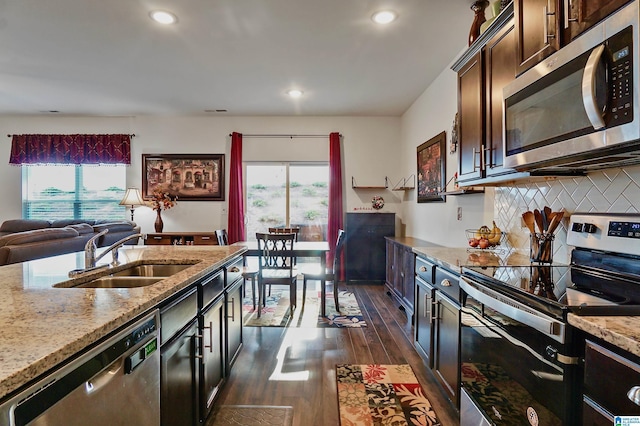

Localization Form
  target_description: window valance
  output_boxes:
[9,134,131,165]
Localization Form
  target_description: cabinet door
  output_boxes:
[515,0,560,75]
[562,0,633,43]
[400,246,415,311]
[225,279,243,373]
[345,213,394,283]
[200,297,224,421]
[385,240,396,290]
[433,293,461,407]
[161,320,199,426]
[415,277,435,368]
[457,51,484,183]
[484,19,516,177]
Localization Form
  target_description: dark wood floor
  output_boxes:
[213,284,460,425]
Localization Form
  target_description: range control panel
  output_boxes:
[567,214,640,256]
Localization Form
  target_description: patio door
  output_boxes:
[245,163,328,242]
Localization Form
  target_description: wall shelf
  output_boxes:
[392,175,415,191]
[438,188,485,196]
[352,176,389,189]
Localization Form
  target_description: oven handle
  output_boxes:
[460,277,565,343]
[581,44,606,130]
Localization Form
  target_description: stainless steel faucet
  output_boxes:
[70,231,142,277]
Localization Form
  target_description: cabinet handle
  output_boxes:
[483,145,493,168]
[563,0,577,29]
[227,298,236,321]
[441,279,452,287]
[628,386,640,406]
[472,148,482,172]
[202,322,214,353]
[543,4,556,44]
[419,266,427,272]
[195,334,204,359]
[229,266,240,273]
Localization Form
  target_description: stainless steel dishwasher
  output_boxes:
[0,310,161,426]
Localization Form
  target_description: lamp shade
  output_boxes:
[119,188,145,207]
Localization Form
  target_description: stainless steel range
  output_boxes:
[459,213,640,425]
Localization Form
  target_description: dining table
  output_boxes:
[232,240,331,316]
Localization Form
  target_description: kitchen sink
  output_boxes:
[55,263,195,288]
[75,276,164,288]
[111,264,192,277]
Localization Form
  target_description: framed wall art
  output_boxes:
[142,154,225,201]
[416,131,446,203]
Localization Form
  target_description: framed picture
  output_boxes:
[416,131,446,203]
[142,154,225,201]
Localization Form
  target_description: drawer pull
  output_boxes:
[628,386,640,406]
[153,236,163,240]
[419,266,427,272]
[201,236,210,240]
[441,279,451,287]
[229,266,240,273]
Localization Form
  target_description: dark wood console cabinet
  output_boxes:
[345,213,395,284]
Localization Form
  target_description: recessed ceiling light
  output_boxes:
[372,10,397,24]
[287,89,303,98]
[149,10,178,25]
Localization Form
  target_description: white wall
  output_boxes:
[0,115,401,234]
[399,57,494,246]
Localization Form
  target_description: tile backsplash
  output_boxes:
[495,165,640,264]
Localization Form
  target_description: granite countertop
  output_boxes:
[0,245,245,400]
[412,245,640,359]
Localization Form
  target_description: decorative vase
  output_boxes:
[154,209,164,233]
[468,0,490,46]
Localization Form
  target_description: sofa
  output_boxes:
[0,219,141,266]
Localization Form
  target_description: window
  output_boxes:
[22,165,127,220]
[245,163,329,241]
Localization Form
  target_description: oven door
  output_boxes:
[459,276,580,425]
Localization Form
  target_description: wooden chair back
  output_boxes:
[256,232,296,273]
[215,229,228,246]
[332,229,346,276]
[268,227,300,241]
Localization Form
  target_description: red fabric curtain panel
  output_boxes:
[328,132,344,275]
[228,132,245,244]
[9,134,131,165]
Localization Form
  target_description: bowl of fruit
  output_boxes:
[466,222,503,249]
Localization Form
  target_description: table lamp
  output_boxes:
[119,188,145,221]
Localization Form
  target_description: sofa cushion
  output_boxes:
[65,223,95,235]
[0,219,51,233]
[50,219,95,228]
[93,221,135,233]
[0,228,80,248]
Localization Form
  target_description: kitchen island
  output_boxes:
[0,244,245,401]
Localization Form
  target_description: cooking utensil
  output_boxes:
[534,209,544,233]
[543,206,552,231]
[547,211,565,235]
[522,211,536,234]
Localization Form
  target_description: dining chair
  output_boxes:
[214,229,228,246]
[301,229,345,313]
[255,232,297,317]
[214,229,259,310]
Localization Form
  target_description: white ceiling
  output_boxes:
[0,0,474,117]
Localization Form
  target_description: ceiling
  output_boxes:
[0,0,474,117]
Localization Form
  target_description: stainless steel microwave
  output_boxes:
[503,0,639,171]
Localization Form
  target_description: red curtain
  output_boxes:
[9,134,131,164]
[228,132,245,243]
[328,132,344,275]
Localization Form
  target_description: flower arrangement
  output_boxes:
[149,187,177,211]
[371,195,385,210]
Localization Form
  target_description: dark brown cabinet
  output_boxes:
[582,339,640,422]
[562,0,633,44]
[385,237,431,320]
[453,5,519,186]
[514,0,560,75]
[414,256,461,408]
[345,213,395,284]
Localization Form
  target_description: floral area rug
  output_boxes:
[242,288,366,328]
[336,364,441,426]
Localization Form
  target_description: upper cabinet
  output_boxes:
[453,5,520,186]
[562,0,633,44]
[514,0,560,75]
